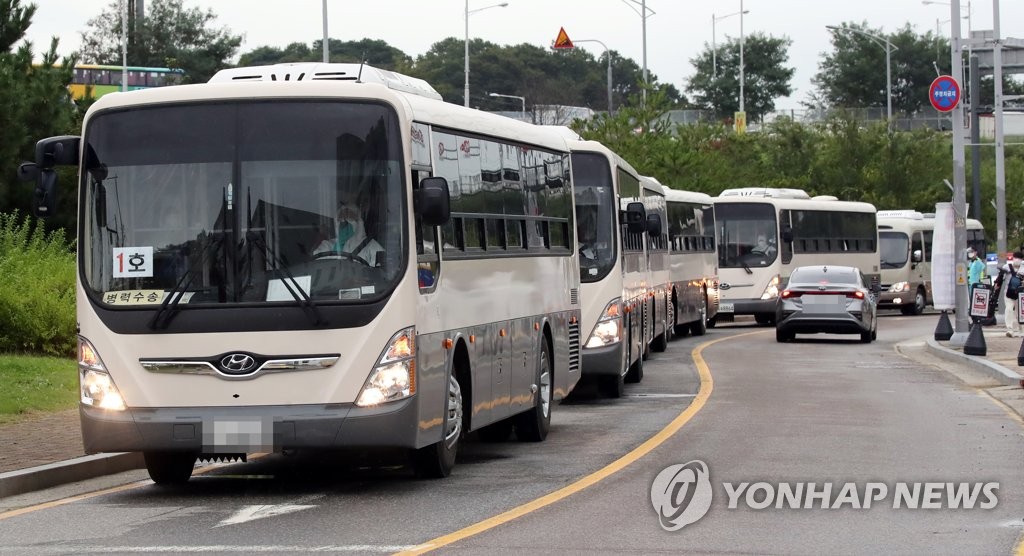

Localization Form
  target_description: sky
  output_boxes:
[20,0,1024,111]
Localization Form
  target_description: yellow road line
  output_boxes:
[0,453,268,521]
[396,331,762,556]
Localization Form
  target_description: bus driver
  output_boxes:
[314,196,384,266]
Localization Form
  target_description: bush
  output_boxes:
[0,211,76,356]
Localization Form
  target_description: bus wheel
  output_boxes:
[690,294,708,337]
[414,372,464,478]
[625,342,644,384]
[902,289,926,316]
[673,292,691,338]
[144,451,197,485]
[707,315,718,329]
[516,337,552,442]
[600,372,625,398]
[651,303,668,353]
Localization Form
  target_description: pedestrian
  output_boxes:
[967,247,986,286]
[994,252,1024,337]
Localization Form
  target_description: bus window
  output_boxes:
[911,232,925,263]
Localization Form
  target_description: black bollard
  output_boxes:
[934,310,954,341]
[963,322,987,356]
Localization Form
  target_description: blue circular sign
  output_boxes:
[929,75,960,113]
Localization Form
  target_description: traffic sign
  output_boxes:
[929,75,961,113]
[553,27,574,49]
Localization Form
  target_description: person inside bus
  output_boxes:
[750,233,776,257]
[313,196,383,266]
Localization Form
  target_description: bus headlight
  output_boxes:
[760,275,781,300]
[889,281,910,293]
[585,298,623,348]
[78,336,126,411]
[356,327,416,407]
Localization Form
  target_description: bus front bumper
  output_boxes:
[80,398,426,454]
[717,298,778,319]
[581,342,625,377]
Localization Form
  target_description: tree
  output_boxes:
[813,22,951,115]
[238,38,413,72]
[0,0,79,234]
[407,37,684,111]
[686,32,794,121]
[78,0,241,83]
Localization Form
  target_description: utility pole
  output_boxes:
[970,54,981,221]
[949,0,970,345]
[993,0,1007,258]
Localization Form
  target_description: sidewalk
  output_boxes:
[926,318,1024,387]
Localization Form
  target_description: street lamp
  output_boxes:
[489,92,526,118]
[620,0,656,106]
[572,39,614,115]
[922,0,971,38]
[825,25,899,130]
[465,1,509,108]
[712,9,749,78]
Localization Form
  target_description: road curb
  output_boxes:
[0,452,144,499]
[924,337,1024,387]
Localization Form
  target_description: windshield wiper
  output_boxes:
[245,230,324,327]
[148,234,222,330]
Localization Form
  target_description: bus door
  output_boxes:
[911,230,928,293]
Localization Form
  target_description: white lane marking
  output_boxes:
[215,504,316,527]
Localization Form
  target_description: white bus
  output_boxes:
[640,176,673,353]
[713,188,880,324]
[662,186,720,335]
[570,140,651,397]
[877,210,985,314]
[23,63,582,482]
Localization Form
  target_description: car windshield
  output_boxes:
[79,100,406,308]
[715,202,778,268]
[789,267,861,286]
[879,231,909,269]
[572,152,617,282]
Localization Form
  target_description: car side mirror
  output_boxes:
[416,176,451,227]
[624,202,646,234]
[646,213,662,237]
[18,136,80,219]
[911,249,923,263]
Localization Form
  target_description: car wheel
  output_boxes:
[755,314,773,326]
[860,330,873,343]
[414,371,464,477]
[775,328,792,342]
[913,289,926,315]
[144,451,197,486]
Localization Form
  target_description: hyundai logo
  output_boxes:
[720,283,732,290]
[220,353,257,374]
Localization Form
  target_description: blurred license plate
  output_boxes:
[719,303,734,313]
[203,417,272,451]
[805,296,845,312]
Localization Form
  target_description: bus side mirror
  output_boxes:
[416,176,451,227]
[18,136,81,219]
[911,249,923,263]
[646,213,662,237]
[625,202,646,234]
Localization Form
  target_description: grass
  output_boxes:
[0,354,78,424]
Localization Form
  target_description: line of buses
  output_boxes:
[22,63,972,484]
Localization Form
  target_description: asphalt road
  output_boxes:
[1,313,1022,555]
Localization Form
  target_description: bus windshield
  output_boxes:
[715,203,778,269]
[80,100,406,308]
[572,152,617,282]
[879,231,909,269]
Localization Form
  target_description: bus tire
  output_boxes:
[901,289,926,316]
[600,372,625,398]
[673,291,691,337]
[625,342,644,384]
[642,302,652,360]
[690,294,708,336]
[516,336,552,442]
[143,451,197,485]
[707,315,718,329]
[414,371,464,478]
[651,300,669,353]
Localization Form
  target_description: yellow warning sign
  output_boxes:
[553,27,574,49]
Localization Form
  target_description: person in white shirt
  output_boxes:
[994,252,1024,337]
